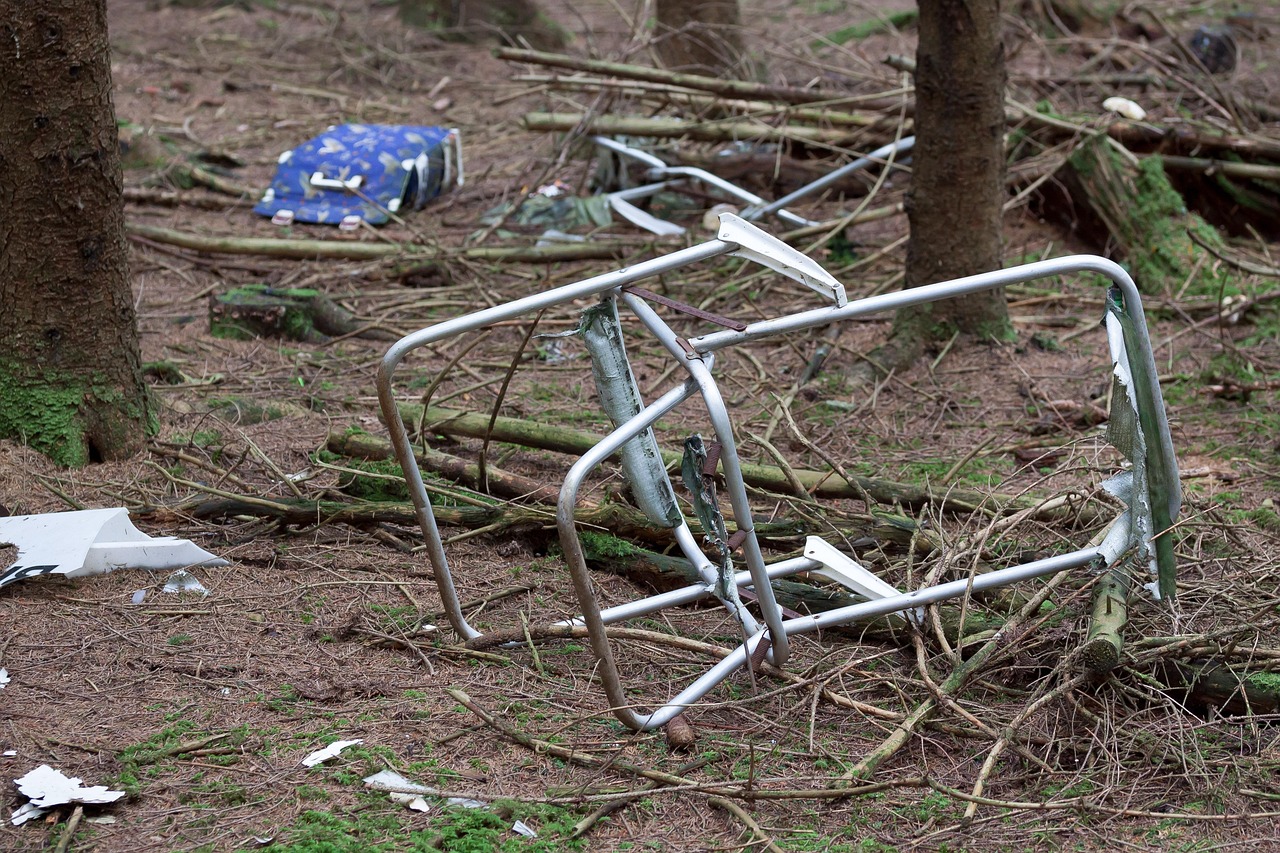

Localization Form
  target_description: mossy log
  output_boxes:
[209,285,393,343]
[1156,659,1280,716]
[394,402,1093,522]
[1054,138,1231,294]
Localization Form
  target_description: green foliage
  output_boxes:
[262,798,586,853]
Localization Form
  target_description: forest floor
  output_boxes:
[3,0,1280,850]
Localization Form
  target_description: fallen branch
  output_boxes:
[397,403,1096,518]
[496,47,871,108]
[126,222,641,263]
[523,112,871,147]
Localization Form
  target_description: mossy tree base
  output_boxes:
[0,0,152,467]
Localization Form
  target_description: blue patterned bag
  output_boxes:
[254,124,462,228]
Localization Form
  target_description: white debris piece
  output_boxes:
[388,792,431,813]
[447,795,488,809]
[1102,96,1147,121]
[363,769,433,795]
[0,668,9,688]
[512,820,537,838]
[11,802,46,826]
[162,569,209,596]
[131,590,147,605]
[11,764,124,825]
[301,739,362,767]
[0,508,228,589]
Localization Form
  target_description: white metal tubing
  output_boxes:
[581,555,823,627]
[687,255,1177,523]
[743,136,916,221]
[376,240,736,640]
[634,545,1107,730]
[621,292,793,665]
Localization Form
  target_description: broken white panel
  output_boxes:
[0,508,228,590]
[718,213,847,306]
[12,764,124,825]
[512,820,537,838]
[301,739,362,767]
[804,537,923,624]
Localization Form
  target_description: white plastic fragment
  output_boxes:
[85,815,117,825]
[512,820,537,838]
[389,792,432,813]
[12,764,124,825]
[1102,96,1146,121]
[301,739,362,767]
[162,569,209,596]
[131,590,147,605]
[11,802,46,826]
[0,508,228,589]
[3,751,15,757]
[0,668,9,688]
[363,769,433,795]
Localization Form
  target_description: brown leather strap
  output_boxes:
[623,285,748,332]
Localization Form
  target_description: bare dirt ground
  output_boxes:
[3,0,1280,850]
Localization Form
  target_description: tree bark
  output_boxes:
[653,0,744,76]
[0,0,151,466]
[888,0,1011,365]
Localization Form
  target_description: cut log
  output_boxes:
[1081,568,1128,674]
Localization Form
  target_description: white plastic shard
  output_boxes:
[301,739,362,767]
[1102,96,1147,121]
[717,213,847,306]
[363,769,433,795]
[0,508,228,590]
[803,537,923,624]
[0,669,8,688]
[12,764,124,825]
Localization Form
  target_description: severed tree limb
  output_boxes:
[523,112,869,147]
[126,222,642,263]
[496,47,873,107]
[326,428,562,504]
[1081,568,1129,674]
[395,403,1088,519]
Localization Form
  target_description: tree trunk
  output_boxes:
[399,0,567,51]
[653,0,744,76]
[888,0,1011,364]
[0,0,151,466]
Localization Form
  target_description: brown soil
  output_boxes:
[2,1,1280,851]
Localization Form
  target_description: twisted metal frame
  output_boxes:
[377,214,1178,731]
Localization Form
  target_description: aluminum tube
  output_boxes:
[582,555,821,627]
[621,292,792,665]
[631,546,1104,730]
[594,135,668,170]
[797,547,1103,634]
[374,240,734,641]
[556,379,702,730]
[745,137,916,220]
[691,255,1138,352]
[637,631,769,729]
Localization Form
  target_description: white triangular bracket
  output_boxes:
[718,213,846,306]
[803,536,922,624]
